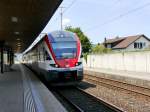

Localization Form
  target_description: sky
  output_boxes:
[42,0,150,44]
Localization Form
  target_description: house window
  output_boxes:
[134,43,137,48]
[134,42,145,49]
[137,43,139,48]
[107,44,111,48]
[140,42,142,49]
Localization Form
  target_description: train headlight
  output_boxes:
[76,63,78,66]
[55,64,58,67]
[76,62,82,66]
[50,64,59,68]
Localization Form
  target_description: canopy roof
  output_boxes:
[0,0,62,53]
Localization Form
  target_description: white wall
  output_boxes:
[83,51,150,73]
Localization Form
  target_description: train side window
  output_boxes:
[45,51,51,60]
[38,52,40,61]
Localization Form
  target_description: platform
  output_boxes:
[84,67,150,89]
[0,64,67,112]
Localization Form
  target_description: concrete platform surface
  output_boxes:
[84,67,150,89]
[0,64,67,112]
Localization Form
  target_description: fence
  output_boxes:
[83,51,150,73]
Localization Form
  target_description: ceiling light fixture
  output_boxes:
[16,38,20,40]
[17,42,21,45]
[14,32,20,35]
[11,16,18,22]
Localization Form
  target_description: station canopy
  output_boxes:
[0,0,62,53]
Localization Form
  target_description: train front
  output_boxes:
[45,31,83,84]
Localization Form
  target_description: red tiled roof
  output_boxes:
[113,34,148,49]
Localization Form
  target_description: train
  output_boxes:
[23,30,83,85]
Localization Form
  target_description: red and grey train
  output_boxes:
[23,30,83,85]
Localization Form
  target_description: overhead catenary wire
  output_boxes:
[23,0,78,54]
[114,0,122,4]
[59,6,66,30]
[85,2,150,32]
[59,0,78,30]
[49,0,78,29]
[63,0,78,13]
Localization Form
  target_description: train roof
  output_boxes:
[47,30,77,42]
[23,30,77,54]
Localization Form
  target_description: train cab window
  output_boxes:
[51,42,77,59]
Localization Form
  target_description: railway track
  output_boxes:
[52,87,122,112]
[84,74,150,97]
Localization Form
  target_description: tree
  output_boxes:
[65,26,92,53]
[92,43,111,54]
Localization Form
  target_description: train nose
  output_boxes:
[65,64,69,67]
[57,59,77,68]
[65,61,70,67]
[65,60,76,67]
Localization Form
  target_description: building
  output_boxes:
[103,34,150,51]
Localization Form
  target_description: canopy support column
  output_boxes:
[0,41,4,73]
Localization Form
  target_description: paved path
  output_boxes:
[84,67,150,81]
[0,64,67,112]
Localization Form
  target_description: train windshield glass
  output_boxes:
[51,42,77,59]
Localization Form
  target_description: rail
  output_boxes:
[53,87,123,112]
[84,74,150,97]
